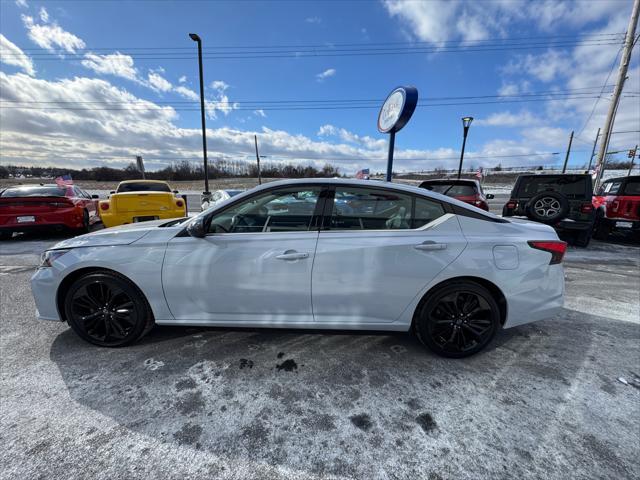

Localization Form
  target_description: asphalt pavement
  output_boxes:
[0,227,639,480]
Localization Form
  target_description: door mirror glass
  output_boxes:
[91,194,99,199]
[186,217,206,238]
[486,193,495,199]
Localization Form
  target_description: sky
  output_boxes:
[0,0,639,175]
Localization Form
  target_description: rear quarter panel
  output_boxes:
[403,216,564,329]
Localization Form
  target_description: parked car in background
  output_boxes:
[418,178,493,211]
[99,180,186,228]
[592,175,640,241]
[502,174,595,247]
[201,189,244,211]
[0,184,99,240]
[32,178,566,358]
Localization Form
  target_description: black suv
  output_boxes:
[502,174,596,247]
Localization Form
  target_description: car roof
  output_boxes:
[602,175,639,183]
[419,178,479,185]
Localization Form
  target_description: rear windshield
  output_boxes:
[421,182,477,196]
[117,182,171,193]
[227,190,243,197]
[624,178,640,196]
[516,176,590,198]
[0,186,68,197]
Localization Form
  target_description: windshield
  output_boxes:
[0,186,69,197]
[117,182,171,193]
[516,176,589,198]
[421,182,477,196]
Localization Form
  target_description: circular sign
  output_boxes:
[377,86,418,134]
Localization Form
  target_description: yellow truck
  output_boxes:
[99,180,187,228]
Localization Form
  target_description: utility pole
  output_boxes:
[594,0,640,189]
[254,135,262,185]
[587,127,600,171]
[562,130,574,173]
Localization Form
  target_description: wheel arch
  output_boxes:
[411,276,508,328]
[56,266,152,322]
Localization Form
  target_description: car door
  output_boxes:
[162,185,326,325]
[311,185,467,325]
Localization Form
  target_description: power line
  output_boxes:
[5,95,639,111]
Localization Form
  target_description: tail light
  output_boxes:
[100,203,109,211]
[176,200,184,208]
[580,203,593,214]
[528,241,567,265]
[505,199,517,210]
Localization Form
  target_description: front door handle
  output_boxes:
[414,241,447,251]
[276,250,310,260]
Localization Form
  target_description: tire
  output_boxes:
[0,231,12,240]
[79,209,90,233]
[572,227,592,247]
[414,281,501,358]
[525,192,570,224]
[593,215,612,241]
[64,271,154,347]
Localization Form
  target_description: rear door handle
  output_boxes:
[414,242,447,251]
[276,250,310,260]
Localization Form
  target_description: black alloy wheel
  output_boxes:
[415,281,500,358]
[64,272,153,347]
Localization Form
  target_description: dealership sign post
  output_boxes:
[377,86,418,182]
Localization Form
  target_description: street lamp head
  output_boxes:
[462,116,474,129]
[189,33,201,42]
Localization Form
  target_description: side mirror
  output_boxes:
[91,194,99,199]
[109,190,115,194]
[486,194,495,199]
[173,190,179,194]
[186,217,206,238]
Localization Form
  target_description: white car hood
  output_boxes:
[51,219,182,249]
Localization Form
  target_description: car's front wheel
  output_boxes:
[414,281,501,358]
[64,271,154,347]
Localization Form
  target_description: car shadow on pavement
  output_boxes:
[48,308,639,480]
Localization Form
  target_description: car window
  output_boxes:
[623,178,640,195]
[413,197,446,228]
[329,187,444,230]
[516,176,589,198]
[422,183,477,196]
[0,186,67,197]
[208,187,322,233]
[117,182,171,193]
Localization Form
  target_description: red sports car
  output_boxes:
[0,184,100,240]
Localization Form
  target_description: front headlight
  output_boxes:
[39,249,70,268]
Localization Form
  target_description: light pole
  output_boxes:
[189,33,210,197]
[457,116,473,179]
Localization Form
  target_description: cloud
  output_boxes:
[254,109,267,118]
[305,16,322,24]
[475,111,541,128]
[502,50,571,83]
[178,75,187,83]
[318,124,387,149]
[211,80,229,91]
[15,0,27,8]
[21,14,85,54]
[316,68,336,82]
[39,7,49,23]
[147,72,173,92]
[81,52,139,82]
[0,34,35,76]
[174,85,199,101]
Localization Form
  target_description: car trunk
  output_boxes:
[113,192,173,212]
[0,196,74,213]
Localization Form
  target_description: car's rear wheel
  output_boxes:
[79,209,90,233]
[593,214,612,240]
[414,281,500,358]
[64,272,154,347]
[0,231,12,240]
[573,224,593,247]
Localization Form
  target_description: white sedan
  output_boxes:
[31,179,565,357]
